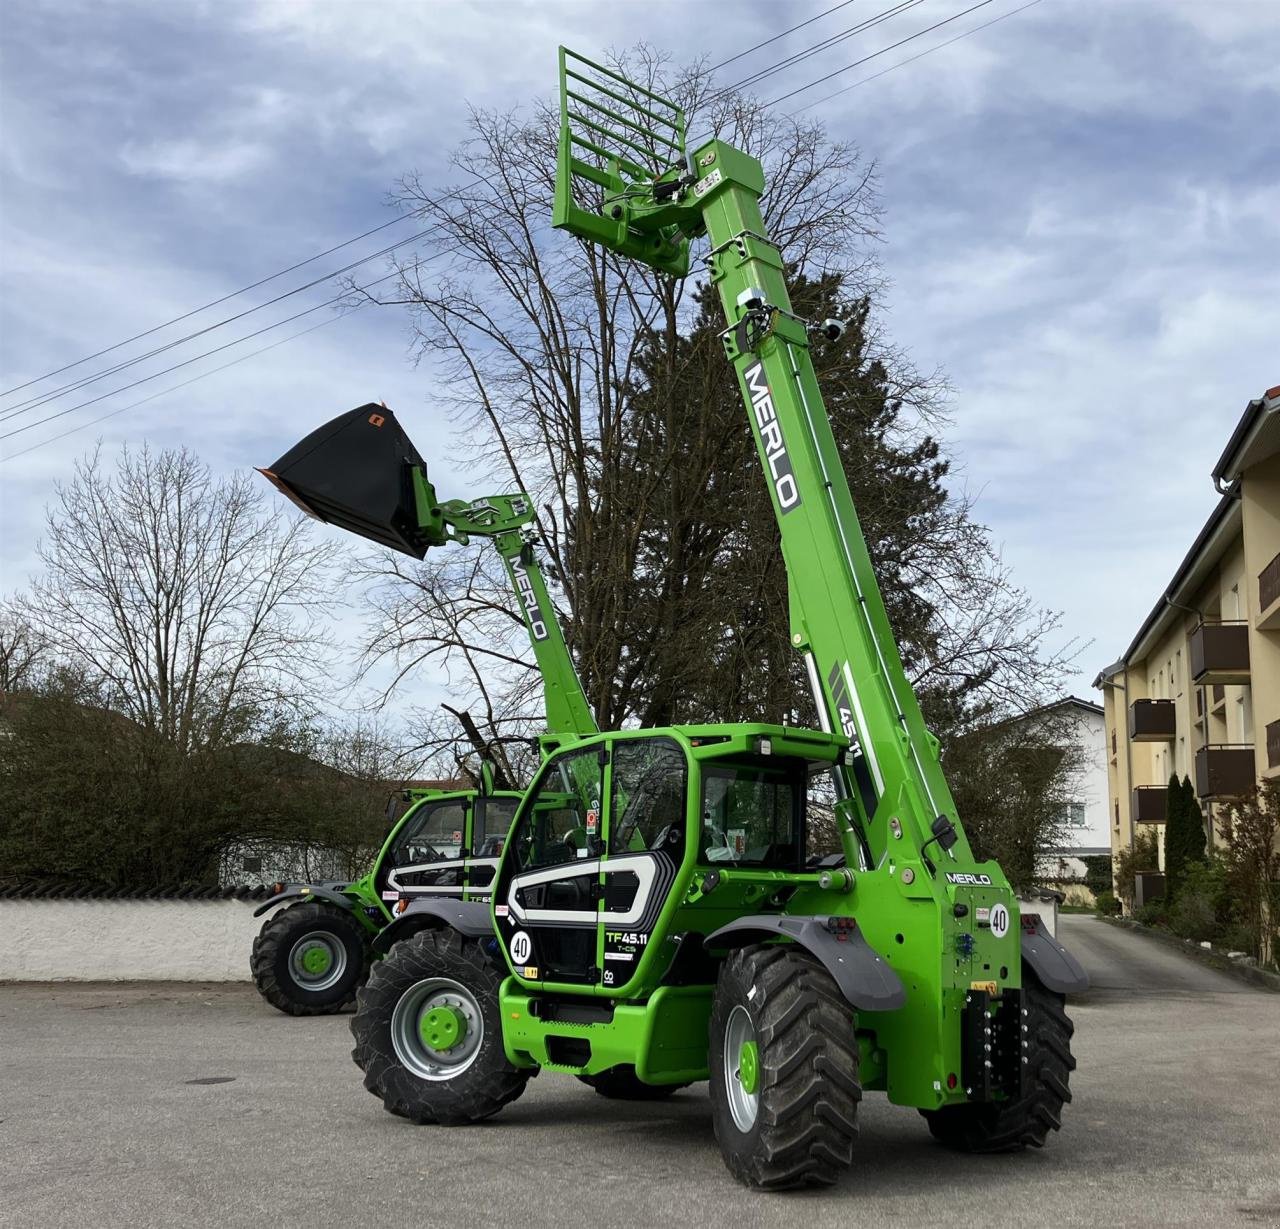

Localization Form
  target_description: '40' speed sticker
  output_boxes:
[989,903,1010,939]
[509,930,533,964]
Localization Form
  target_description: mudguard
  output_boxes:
[372,898,495,955]
[704,915,907,1012]
[1021,915,1090,994]
[252,883,355,918]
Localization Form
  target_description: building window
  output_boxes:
[1062,802,1086,829]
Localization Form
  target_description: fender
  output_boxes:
[252,883,356,919]
[372,898,495,955]
[704,915,906,1012]
[1020,914,1090,994]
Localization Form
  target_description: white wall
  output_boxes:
[0,900,271,981]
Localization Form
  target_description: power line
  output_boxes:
[0,315,349,464]
[0,222,441,423]
[8,3,1033,459]
[0,212,415,400]
[792,0,1044,113]
[706,0,858,73]
[0,267,408,443]
[719,1,925,96]
[765,0,1000,107]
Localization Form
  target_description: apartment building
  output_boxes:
[1095,384,1280,871]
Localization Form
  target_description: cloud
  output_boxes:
[2,0,1278,713]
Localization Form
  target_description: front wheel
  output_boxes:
[921,973,1076,1151]
[251,900,369,1016]
[350,928,530,1124]
[709,944,861,1190]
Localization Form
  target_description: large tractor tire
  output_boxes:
[921,973,1075,1152]
[577,1066,690,1100]
[350,928,530,1125]
[709,944,861,1191]
[251,900,370,1016]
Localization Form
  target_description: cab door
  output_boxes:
[381,797,470,901]
[495,736,689,990]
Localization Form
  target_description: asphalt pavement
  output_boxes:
[3,915,1278,1228]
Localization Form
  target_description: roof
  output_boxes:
[1211,383,1280,488]
[1096,382,1278,684]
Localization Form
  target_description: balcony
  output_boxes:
[1189,622,1251,686]
[1129,698,1176,742]
[1194,744,1256,799]
[1132,786,1169,823]
[1260,552,1280,631]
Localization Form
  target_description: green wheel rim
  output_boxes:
[287,931,348,992]
[391,977,484,1081]
[724,1004,761,1133]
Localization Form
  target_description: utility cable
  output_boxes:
[718,1,925,96]
[5,4,1034,457]
[764,0,999,107]
[790,0,1044,113]
[705,0,859,73]
[0,314,349,464]
[0,212,415,399]
[0,267,407,443]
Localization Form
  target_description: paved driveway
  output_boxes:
[2,915,1277,1228]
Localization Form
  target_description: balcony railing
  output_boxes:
[1194,744,1256,799]
[1132,786,1169,823]
[1190,621,1251,686]
[1268,719,1280,771]
[1260,552,1280,630]
[1129,698,1176,742]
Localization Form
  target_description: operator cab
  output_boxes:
[377,792,521,905]
[491,726,846,992]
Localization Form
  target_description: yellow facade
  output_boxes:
[1097,386,1280,872]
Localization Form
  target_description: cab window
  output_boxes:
[510,747,603,872]
[475,797,519,857]
[699,762,802,868]
[609,740,687,854]
[389,801,467,866]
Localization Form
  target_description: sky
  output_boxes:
[2,0,1278,717]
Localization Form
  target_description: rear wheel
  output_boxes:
[921,973,1075,1151]
[251,900,369,1016]
[577,1066,689,1100]
[709,944,861,1190]
[351,928,530,1124]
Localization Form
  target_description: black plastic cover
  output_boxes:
[704,914,907,1012]
[1021,914,1090,994]
[372,898,495,954]
[260,404,429,557]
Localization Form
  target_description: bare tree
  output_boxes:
[351,50,1072,788]
[20,445,338,754]
[0,603,50,695]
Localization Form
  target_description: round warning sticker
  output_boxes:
[510,930,533,964]
[989,902,1010,939]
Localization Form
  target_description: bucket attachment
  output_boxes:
[260,403,439,558]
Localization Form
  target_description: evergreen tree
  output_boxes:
[1164,773,1207,901]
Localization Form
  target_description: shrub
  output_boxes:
[1094,890,1120,916]
[1135,900,1169,927]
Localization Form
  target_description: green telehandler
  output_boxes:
[346,50,1088,1189]
[248,403,597,1015]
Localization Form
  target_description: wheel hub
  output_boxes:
[300,944,333,976]
[738,1040,759,1095]
[420,1004,467,1052]
[390,977,485,1081]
